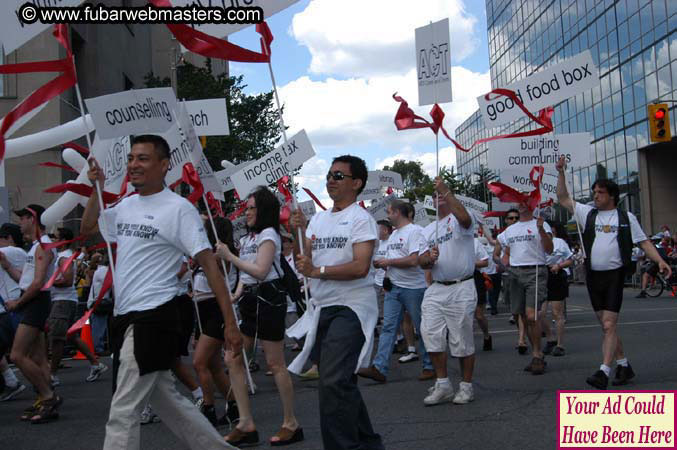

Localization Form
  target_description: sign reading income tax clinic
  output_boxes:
[488,132,591,172]
[477,50,598,128]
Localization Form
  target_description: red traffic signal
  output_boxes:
[654,108,665,120]
[648,103,671,143]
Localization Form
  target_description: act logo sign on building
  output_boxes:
[415,18,452,106]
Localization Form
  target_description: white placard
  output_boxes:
[415,18,452,106]
[171,0,299,41]
[483,217,500,229]
[367,194,396,222]
[92,134,131,195]
[298,199,316,220]
[478,50,598,128]
[184,98,229,136]
[367,170,404,190]
[85,88,178,139]
[499,169,559,203]
[231,130,315,197]
[491,198,517,212]
[413,202,431,226]
[455,194,488,216]
[0,0,84,54]
[423,195,435,210]
[214,161,251,193]
[487,132,591,172]
[356,186,383,202]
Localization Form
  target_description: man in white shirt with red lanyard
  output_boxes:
[556,156,671,389]
[359,200,434,383]
[290,155,384,450]
[494,198,553,376]
[82,134,242,450]
[417,178,476,405]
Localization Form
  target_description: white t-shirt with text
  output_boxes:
[386,223,426,289]
[51,249,78,302]
[0,246,27,304]
[420,212,476,281]
[497,219,552,266]
[238,227,282,285]
[87,265,110,309]
[19,235,57,291]
[373,239,388,287]
[100,188,211,315]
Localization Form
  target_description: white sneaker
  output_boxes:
[194,397,204,409]
[0,382,26,401]
[423,382,454,406]
[140,404,161,425]
[50,374,61,387]
[86,362,108,382]
[398,352,419,363]
[453,383,474,404]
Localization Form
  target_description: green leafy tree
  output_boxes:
[382,160,433,202]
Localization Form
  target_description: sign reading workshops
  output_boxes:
[488,133,591,172]
[477,50,598,128]
[415,18,453,106]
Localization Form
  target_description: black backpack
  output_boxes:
[273,256,305,314]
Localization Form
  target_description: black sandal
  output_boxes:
[30,395,62,424]
[20,399,41,421]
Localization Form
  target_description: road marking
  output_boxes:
[488,305,677,319]
[489,318,677,334]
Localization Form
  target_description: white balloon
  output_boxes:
[221,160,235,169]
[41,155,91,228]
[62,148,87,173]
[5,115,95,159]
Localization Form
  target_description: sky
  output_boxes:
[225,0,492,205]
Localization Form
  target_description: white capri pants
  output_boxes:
[420,279,477,357]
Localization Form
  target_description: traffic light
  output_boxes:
[648,103,672,143]
[199,136,207,148]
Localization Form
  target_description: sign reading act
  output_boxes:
[415,18,452,106]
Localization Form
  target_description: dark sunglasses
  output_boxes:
[326,171,355,181]
[506,216,519,221]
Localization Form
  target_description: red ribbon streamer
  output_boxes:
[42,235,87,251]
[205,192,224,218]
[149,0,271,63]
[44,183,120,204]
[392,90,554,153]
[228,201,248,221]
[182,163,204,204]
[483,211,507,218]
[487,166,544,211]
[61,141,89,156]
[302,188,327,211]
[0,25,76,162]
[39,162,78,173]
[67,266,113,338]
[42,250,81,290]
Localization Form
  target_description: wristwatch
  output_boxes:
[320,266,326,278]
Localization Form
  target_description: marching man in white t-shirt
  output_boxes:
[82,135,241,450]
[289,155,384,450]
[493,197,553,375]
[417,177,477,405]
[556,155,671,389]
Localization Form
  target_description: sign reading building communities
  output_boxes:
[477,50,598,128]
[487,132,591,172]
[230,130,315,198]
[85,87,178,139]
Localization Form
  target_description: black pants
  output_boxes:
[316,306,384,450]
[488,273,502,312]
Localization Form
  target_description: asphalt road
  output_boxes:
[2,285,677,450]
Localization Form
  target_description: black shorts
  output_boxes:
[586,268,625,313]
[547,270,569,301]
[0,313,16,357]
[18,291,51,330]
[196,298,224,341]
[474,270,487,305]
[238,280,287,342]
[176,294,195,356]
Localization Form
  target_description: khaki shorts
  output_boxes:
[508,266,547,315]
[47,300,77,342]
[420,279,477,357]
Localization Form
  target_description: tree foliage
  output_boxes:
[382,159,433,202]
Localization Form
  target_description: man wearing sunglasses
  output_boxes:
[290,156,384,450]
[556,155,671,389]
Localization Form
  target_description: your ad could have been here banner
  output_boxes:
[230,130,315,198]
[477,50,598,129]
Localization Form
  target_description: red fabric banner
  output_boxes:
[39,162,78,173]
[205,192,224,218]
[302,188,327,211]
[487,166,544,211]
[228,201,248,221]
[43,250,81,290]
[182,163,204,205]
[44,183,120,204]
[0,25,76,162]
[62,141,89,156]
[67,266,113,338]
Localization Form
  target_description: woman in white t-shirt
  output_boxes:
[192,216,239,426]
[216,186,302,447]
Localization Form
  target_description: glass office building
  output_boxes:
[456,0,677,218]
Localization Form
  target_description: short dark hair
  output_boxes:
[506,208,519,217]
[404,202,415,220]
[549,222,570,246]
[332,155,368,194]
[57,227,74,242]
[206,217,237,256]
[591,179,620,206]
[131,134,171,160]
[388,199,410,217]
[247,186,280,234]
[0,223,24,248]
[376,219,392,233]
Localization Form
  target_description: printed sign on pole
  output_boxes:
[214,161,252,193]
[298,200,317,221]
[414,202,431,227]
[424,195,435,210]
[367,194,396,222]
[491,198,517,212]
[455,194,488,217]
[499,169,559,203]
[184,98,230,136]
[415,18,452,106]
[477,50,598,128]
[85,88,178,139]
[230,130,316,198]
[91,134,131,195]
[0,0,84,54]
[487,132,591,172]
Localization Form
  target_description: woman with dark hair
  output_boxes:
[540,223,573,357]
[191,216,238,427]
[216,186,302,447]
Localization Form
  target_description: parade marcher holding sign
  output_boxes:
[555,156,671,389]
[493,200,553,375]
[417,177,477,405]
[216,186,303,447]
[82,135,242,450]
[7,205,59,423]
[289,155,384,450]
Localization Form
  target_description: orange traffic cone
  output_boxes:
[73,319,95,360]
